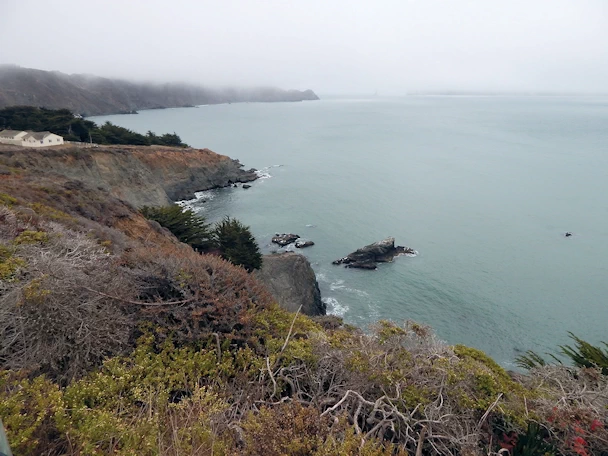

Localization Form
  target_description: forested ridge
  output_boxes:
[0,65,320,116]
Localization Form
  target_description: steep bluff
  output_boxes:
[0,144,257,207]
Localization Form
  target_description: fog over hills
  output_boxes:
[0,65,319,116]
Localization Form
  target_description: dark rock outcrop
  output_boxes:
[255,253,325,316]
[0,64,320,116]
[295,239,314,248]
[272,233,300,246]
[333,237,415,270]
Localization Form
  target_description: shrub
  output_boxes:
[140,204,214,252]
[0,218,135,382]
[213,216,262,272]
[0,372,67,455]
[516,332,608,375]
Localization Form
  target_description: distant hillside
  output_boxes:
[0,65,319,116]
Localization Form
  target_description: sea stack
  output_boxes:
[333,237,415,270]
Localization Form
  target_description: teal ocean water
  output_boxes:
[90,96,608,367]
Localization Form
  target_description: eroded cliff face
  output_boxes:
[0,144,257,207]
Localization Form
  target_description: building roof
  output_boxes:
[0,130,27,138]
[22,131,54,140]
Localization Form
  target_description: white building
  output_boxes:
[0,130,28,145]
[0,130,64,148]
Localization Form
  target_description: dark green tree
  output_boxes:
[140,205,214,252]
[213,217,262,272]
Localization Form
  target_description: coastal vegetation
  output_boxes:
[140,204,214,252]
[140,207,262,271]
[0,106,187,146]
[0,148,606,455]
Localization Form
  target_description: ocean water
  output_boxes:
[90,96,608,367]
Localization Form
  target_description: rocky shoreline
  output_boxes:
[0,144,258,207]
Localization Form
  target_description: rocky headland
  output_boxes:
[0,143,257,207]
[333,237,416,270]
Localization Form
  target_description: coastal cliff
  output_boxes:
[0,65,320,116]
[0,144,257,207]
[0,141,606,456]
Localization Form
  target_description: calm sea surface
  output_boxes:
[90,96,608,367]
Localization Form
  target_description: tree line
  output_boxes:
[0,105,187,147]
[140,205,262,272]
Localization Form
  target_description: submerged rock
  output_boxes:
[333,237,415,270]
[242,184,252,189]
[255,253,326,316]
[272,233,300,246]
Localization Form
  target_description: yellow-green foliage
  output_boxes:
[315,428,408,456]
[376,319,408,343]
[0,373,66,455]
[450,344,534,424]
[0,244,25,280]
[21,277,51,304]
[28,202,72,221]
[251,304,321,365]
[0,336,236,455]
[0,192,17,206]
[13,230,49,245]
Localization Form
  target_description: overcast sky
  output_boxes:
[2,0,607,94]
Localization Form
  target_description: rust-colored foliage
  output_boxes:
[123,245,274,345]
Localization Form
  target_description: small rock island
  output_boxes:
[333,237,415,270]
[271,233,314,248]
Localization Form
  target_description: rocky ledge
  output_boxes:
[333,237,415,270]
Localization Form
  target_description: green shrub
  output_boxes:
[213,216,262,272]
[560,332,608,374]
[0,192,17,207]
[0,244,25,281]
[140,204,214,252]
[516,333,608,375]
[13,230,49,245]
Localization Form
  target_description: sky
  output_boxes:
[2,0,608,94]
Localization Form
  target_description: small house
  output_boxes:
[21,131,64,147]
[0,130,28,145]
[0,130,64,147]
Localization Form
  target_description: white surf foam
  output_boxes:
[323,297,349,317]
[330,279,345,291]
[315,272,328,283]
[344,287,370,297]
[177,190,216,211]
